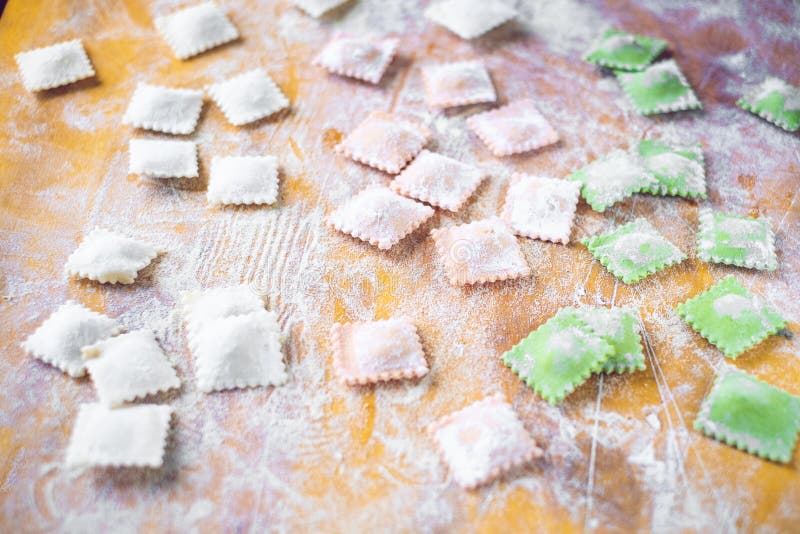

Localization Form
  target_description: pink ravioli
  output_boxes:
[467,99,559,156]
[331,317,428,385]
[390,150,484,211]
[335,111,431,174]
[326,186,435,250]
[429,394,542,489]
[430,217,531,285]
[421,60,496,108]
[314,35,399,84]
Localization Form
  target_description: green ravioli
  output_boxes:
[697,208,777,271]
[695,371,800,463]
[676,275,786,358]
[501,307,612,404]
[737,77,800,132]
[577,306,646,374]
[581,218,685,284]
[567,149,656,212]
[583,29,667,72]
[616,59,702,115]
[636,139,706,199]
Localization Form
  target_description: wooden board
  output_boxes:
[1,0,799,531]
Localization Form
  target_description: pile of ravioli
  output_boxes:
[14,0,800,486]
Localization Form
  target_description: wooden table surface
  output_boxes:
[1,0,799,532]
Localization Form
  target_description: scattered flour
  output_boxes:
[1,0,798,532]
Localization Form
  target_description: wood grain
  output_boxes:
[1,0,798,531]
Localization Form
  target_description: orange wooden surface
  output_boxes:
[1,0,799,532]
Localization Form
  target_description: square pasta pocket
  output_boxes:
[21,301,121,377]
[129,139,198,178]
[314,35,398,84]
[428,394,542,489]
[390,150,484,212]
[467,99,558,157]
[207,155,279,205]
[182,285,265,339]
[154,2,239,60]
[208,69,289,125]
[326,186,434,250]
[123,83,204,135]
[583,29,667,71]
[636,139,706,199]
[581,218,685,284]
[331,317,429,385]
[501,174,580,244]
[65,228,161,284]
[737,77,800,132]
[83,330,181,407]
[181,286,286,392]
[335,111,430,174]
[15,39,95,92]
[567,148,656,212]
[695,371,800,463]
[424,0,517,40]
[576,306,645,374]
[617,59,702,115]
[66,404,174,468]
[421,61,496,108]
[501,307,613,404]
[431,217,531,286]
[191,310,287,392]
[676,276,785,359]
[697,208,777,271]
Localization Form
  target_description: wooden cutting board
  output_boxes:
[1,0,798,531]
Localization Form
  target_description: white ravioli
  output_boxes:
[21,301,121,377]
[65,404,173,468]
[424,0,517,40]
[154,2,239,60]
[15,39,95,92]
[502,175,581,244]
[293,0,349,17]
[193,310,287,392]
[129,138,198,178]
[181,284,265,340]
[65,228,160,284]
[208,69,289,126]
[123,83,204,135]
[182,286,285,392]
[207,155,279,205]
[83,330,181,407]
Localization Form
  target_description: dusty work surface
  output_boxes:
[1,0,799,532]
